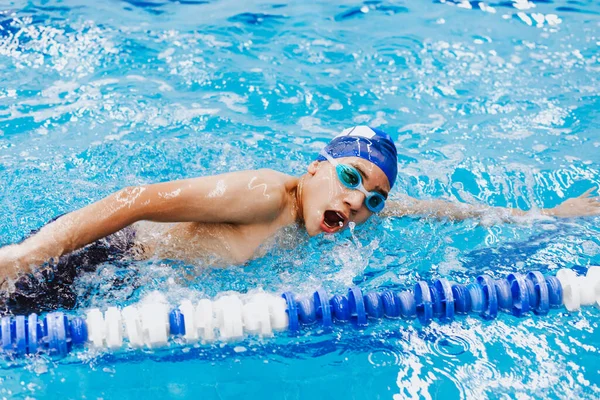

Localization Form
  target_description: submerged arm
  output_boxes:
[382,189,600,222]
[0,169,287,281]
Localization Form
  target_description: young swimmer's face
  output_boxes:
[301,156,391,236]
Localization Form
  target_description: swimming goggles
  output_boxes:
[320,151,386,213]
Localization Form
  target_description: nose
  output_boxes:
[343,189,365,213]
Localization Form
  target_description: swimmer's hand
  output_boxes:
[0,244,28,287]
[543,188,600,218]
[0,240,60,282]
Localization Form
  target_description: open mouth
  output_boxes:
[321,210,347,233]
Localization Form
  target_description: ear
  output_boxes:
[307,160,320,176]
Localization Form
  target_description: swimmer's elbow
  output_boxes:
[107,185,150,224]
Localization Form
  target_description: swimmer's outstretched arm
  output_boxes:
[0,169,289,280]
[382,188,600,222]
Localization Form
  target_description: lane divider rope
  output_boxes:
[1,267,599,358]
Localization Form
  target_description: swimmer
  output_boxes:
[0,125,599,313]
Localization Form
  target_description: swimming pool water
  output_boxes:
[1,0,599,398]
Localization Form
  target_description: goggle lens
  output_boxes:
[366,193,385,213]
[337,165,360,188]
[334,164,386,213]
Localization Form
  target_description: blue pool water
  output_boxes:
[1,0,600,398]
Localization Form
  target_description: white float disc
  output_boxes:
[122,305,143,348]
[196,299,215,341]
[179,300,198,341]
[556,268,580,312]
[104,307,123,349]
[86,308,106,348]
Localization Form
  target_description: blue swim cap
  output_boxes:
[316,126,398,188]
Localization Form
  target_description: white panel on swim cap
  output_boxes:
[334,125,376,139]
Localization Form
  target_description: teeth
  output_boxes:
[324,211,345,230]
[335,212,345,227]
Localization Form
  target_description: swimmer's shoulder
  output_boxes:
[237,168,299,213]
[246,168,298,195]
[251,168,296,185]
[216,167,297,205]
[257,168,298,194]
[208,168,294,191]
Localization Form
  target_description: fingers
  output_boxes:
[587,195,600,215]
[579,188,595,198]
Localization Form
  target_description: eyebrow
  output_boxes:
[351,163,389,199]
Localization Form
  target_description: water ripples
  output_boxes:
[432,335,470,357]
[368,349,402,367]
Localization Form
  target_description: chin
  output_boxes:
[305,225,321,237]
[304,218,323,237]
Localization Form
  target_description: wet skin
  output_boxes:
[0,157,390,278]
[1,157,599,285]
[136,156,390,265]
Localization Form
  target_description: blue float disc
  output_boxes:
[467,283,484,314]
[28,314,39,354]
[1,316,12,352]
[55,313,68,357]
[330,294,350,321]
[347,286,367,326]
[38,316,46,351]
[527,271,550,315]
[297,296,317,324]
[282,292,299,332]
[545,276,563,308]
[477,275,498,320]
[48,314,63,356]
[46,313,68,357]
[364,292,384,319]
[434,279,455,322]
[169,308,186,335]
[63,315,72,352]
[69,317,88,345]
[313,289,333,329]
[494,279,512,312]
[524,277,536,310]
[381,290,400,318]
[414,281,433,326]
[429,284,442,318]
[396,291,416,319]
[15,316,27,356]
[451,284,471,314]
[507,273,530,316]
[10,319,16,351]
